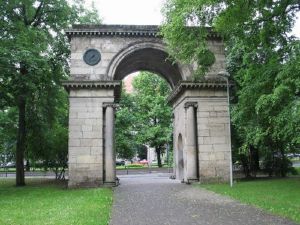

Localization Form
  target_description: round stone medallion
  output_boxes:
[83,49,101,66]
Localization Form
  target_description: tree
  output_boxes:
[0,0,101,186]
[162,0,300,176]
[132,72,173,167]
[115,87,137,160]
[26,88,69,179]
[0,108,18,166]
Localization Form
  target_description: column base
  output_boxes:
[185,178,199,184]
[103,177,119,187]
[68,180,104,188]
[103,181,118,187]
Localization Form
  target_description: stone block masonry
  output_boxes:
[64,24,230,187]
[65,85,117,188]
[170,83,231,184]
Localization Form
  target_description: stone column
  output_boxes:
[184,102,198,182]
[104,103,116,185]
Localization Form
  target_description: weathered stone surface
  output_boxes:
[67,86,115,188]
[172,87,231,184]
[65,25,230,188]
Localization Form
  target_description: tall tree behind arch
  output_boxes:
[0,0,101,186]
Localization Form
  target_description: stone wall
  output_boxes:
[68,88,114,188]
[172,86,230,183]
[69,34,225,83]
[70,36,159,81]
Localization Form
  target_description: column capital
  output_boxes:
[184,101,198,109]
[103,102,118,109]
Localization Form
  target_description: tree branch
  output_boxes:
[30,1,44,27]
[21,3,29,25]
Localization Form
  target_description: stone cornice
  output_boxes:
[167,80,228,105]
[62,80,121,91]
[66,24,221,39]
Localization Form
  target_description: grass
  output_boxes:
[116,164,172,170]
[0,178,113,225]
[200,178,300,223]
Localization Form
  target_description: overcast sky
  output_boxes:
[86,0,165,25]
[86,0,299,37]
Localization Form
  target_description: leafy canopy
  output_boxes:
[0,0,101,181]
[115,72,173,163]
[162,0,300,176]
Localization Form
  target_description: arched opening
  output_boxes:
[177,133,184,180]
[108,42,183,89]
[115,71,173,176]
[111,42,182,178]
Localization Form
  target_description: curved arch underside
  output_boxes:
[114,48,182,89]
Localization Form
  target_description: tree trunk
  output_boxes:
[156,147,162,168]
[16,95,26,186]
[25,160,30,172]
[279,148,286,177]
[249,145,259,177]
[240,154,251,178]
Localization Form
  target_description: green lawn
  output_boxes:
[0,178,112,225]
[200,178,300,223]
[116,164,172,170]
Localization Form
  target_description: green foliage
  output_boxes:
[132,72,172,148]
[115,72,173,165]
[0,108,17,163]
[71,0,102,24]
[162,0,300,176]
[115,88,137,159]
[0,0,101,184]
[201,178,300,223]
[136,144,148,160]
[26,86,69,158]
[132,72,173,167]
[161,0,223,77]
[0,179,112,225]
[126,164,144,168]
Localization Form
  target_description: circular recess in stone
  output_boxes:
[83,49,101,66]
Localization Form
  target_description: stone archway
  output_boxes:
[63,25,231,188]
[107,41,182,88]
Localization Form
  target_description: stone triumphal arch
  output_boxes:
[63,25,231,188]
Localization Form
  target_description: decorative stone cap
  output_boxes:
[62,80,121,90]
[66,24,221,39]
[103,102,119,109]
[184,102,198,109]
[62,80,122,101]
[168,79,230,104]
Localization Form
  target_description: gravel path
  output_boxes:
[109,173,296,225]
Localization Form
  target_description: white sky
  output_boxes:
[87,0,165,25]
[86,0,299,36]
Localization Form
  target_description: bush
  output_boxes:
[126,164,144,168]
[262,154,294,177]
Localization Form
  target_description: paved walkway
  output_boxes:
[110,173,296,225]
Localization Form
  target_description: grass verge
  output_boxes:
[116,164,172,170]
[0,178,113,225]
[200,178,300,223]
